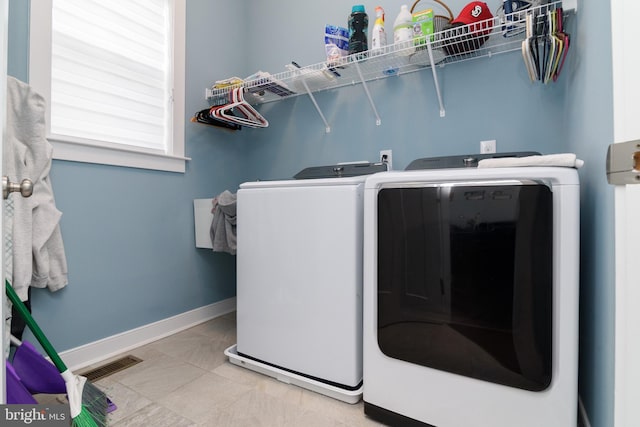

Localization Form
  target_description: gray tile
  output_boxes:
[156,372,253,423]
[254,375,306,404]
[91,311,380,426]
[211,361,265,387]
[124,343,174,363]
[285,409,354,427]
[189,315,237,346]
[110,402,196,427]
[94,377,153,425]
[199,388,307,427]
[191,312,236,335]
[144,329,230,371]
[33,393,66,405]
[111,354,209,401]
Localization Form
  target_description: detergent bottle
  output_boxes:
[393,4,413,50]
[348,5,369,56]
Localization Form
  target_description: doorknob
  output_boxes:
[2,176,33,199]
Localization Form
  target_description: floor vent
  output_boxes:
[80,355,143,382]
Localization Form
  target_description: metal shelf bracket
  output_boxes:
[202,2,572,125]
[426,42,446,117]
[354,61,382,126]
[300,78,331,133]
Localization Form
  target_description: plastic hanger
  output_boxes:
[542,9,555,83]
[553,7,569,82]
[211,87,269,128]
[191,107,242,131]
[522,11,538,81]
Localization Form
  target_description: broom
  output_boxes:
[10,334,113,417]
[6,280,106,427]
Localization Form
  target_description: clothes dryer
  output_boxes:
[362,165,580,426]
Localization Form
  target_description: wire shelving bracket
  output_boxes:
[204,1,572,130]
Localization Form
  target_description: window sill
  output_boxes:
[50,137,190,173]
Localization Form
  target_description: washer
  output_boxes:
[362,163,580,426]
[226,162,385,403]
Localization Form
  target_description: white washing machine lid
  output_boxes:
[241,174,373,189]
[241,162,388,189]
[294,162,387,179]
[364,166,579,190]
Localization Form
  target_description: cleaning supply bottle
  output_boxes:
[370,6,387,52]
[393,4,413,49]
[348,5,368,56]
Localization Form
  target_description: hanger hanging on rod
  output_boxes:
[191,87,269,130]
[210,87,269,129]
[191,107,242,131]
[552,7,569,82]
[521,3,569,84]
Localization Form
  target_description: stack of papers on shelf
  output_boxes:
[213,77,243,89]
[244,71,296,97]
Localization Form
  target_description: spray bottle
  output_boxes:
[370,6,387,52]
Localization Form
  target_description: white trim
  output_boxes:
[614,187,628,427]
[51,137,190,173]
[225,344,363,404]
[1,0,8,405]
[28,0,188,174]
[59,297,236,372]
[612,1,640,427]
[27,0,52,105]
[172,0,186,161]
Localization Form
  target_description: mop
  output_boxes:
[6,280,108,427]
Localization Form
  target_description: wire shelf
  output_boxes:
[204,1,571,129]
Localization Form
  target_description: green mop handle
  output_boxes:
[5,280,68,373]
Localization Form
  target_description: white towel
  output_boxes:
[5,76,68,301]
[477,153,584,169]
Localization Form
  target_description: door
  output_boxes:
[612,1,640,426]
[0,0,8,404]
[376,183,554,392]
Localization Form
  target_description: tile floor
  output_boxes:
[68,312,385,426]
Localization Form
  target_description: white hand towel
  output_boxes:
[5,76,68,300]
[478,153,584,169]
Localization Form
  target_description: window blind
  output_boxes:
[51,0,171,152]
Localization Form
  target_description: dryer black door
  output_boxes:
[376,183,553,392]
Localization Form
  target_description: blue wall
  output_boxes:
[241,0,569,177]
[8,0,614,425]
[7,0,28,81]
[565,1,615,426]
[8,0,250,349]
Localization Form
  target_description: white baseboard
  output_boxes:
[60,297,236,371]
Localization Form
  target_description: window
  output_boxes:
[29,0,187,173]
